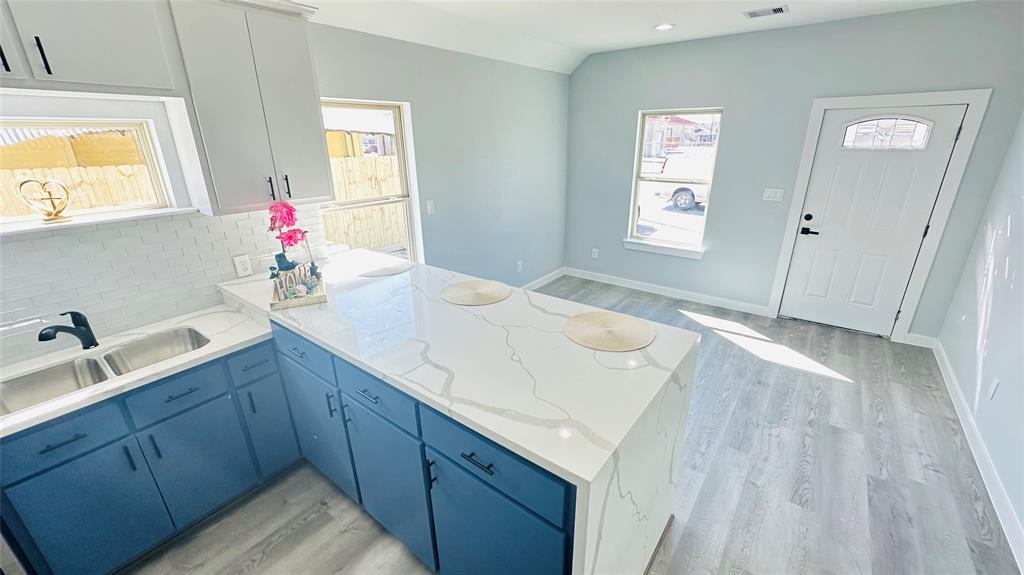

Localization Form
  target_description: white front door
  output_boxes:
[780,104,967,335]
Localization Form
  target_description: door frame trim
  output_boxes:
[767,89,991,342]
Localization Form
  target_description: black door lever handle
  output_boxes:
[800,227,819,236]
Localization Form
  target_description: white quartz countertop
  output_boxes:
[0,306,270,438]
[226,250,700,484]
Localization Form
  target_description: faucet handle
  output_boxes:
[60,311,90,327]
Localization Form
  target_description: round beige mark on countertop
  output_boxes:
[564,310,656,352]
[440,279,513,306]
[359,262,415,277]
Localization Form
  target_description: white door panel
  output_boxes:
[780,104,967,335]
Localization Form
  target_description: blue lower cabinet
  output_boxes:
[139,395,258,528]
[239,374,301,478]
[427,448,567,575]
[278,354,360,502]
[5,436,175,575]
[344,397,437,570]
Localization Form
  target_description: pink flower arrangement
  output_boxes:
[267,200,308,252]
[276,228,307,247]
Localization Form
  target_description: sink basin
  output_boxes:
[103,328,210,376]
[0,358,109,416]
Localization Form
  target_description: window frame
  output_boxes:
[319,99,422,262]
[625,107,724,259]
[0,117,172,223]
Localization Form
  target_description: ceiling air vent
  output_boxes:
[744,5,790,19]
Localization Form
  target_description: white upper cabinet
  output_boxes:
[172,0,331,214]
[6,0,174,89]
[171,0,278,214]
[0,3,29,80]
[247,9,332,204]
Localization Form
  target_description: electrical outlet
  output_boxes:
[516,260,523,273]
[988,377,1001,400]
[763,188,784,201]
[591,248,599,259]
[233,254,253,278]
[426,200,435,215]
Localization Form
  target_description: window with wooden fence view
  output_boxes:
[0,121,168,222]
[320,102,414,259]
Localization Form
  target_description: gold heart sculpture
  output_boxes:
[18,178,72,223]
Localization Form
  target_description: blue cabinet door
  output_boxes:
[278,354,360,502]
[239,374,300,478]
[427,448,566,575]
[345,397,436,570]
[140,395,258,528]
[5,437,174,575]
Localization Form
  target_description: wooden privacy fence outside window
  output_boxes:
[0,165,159,217]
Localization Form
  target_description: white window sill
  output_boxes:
[622,237,706,260]
[0,207,198,238]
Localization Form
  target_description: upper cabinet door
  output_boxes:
[247,9,333,203]
[0,2,29,80]
[7,0,173,88]
[171,0,278,214]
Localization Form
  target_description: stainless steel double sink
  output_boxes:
[0,327,210,416]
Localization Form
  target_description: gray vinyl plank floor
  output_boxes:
[123,276,1020,575]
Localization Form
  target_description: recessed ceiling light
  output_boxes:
[653,23,675,31]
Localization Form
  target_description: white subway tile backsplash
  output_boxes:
[0,204,327,365]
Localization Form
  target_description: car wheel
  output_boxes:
[673,189,695,211]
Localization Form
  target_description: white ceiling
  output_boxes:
[308,0,967,74]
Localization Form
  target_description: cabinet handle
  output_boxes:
[283,174,292,198]
[33,36,52,75]
[148,434,163,459]
[0,45,10,73]
[325,393,338,418]
[38,432,87,454]
[247,391,257,414]
[428,460,438,488]
[123,445,137,471]
[165,386,199,403]
[241,358,270,372]
[460,451,495,475]
[267,176,276,200]
[355,388,380,404]
[341,402,352,423]
[287,346,306,359]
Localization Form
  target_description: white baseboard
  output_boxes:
[522,266,568,291]
[928,337,1024,570]
[561,267,774,317]
[889,332,938,348]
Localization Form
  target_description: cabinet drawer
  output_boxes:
[226,342,277,387]
[421,407,569,528]
[271,323,334,384]
[125,363,230,428]
[335,358,418,436]
[1,403,129,485]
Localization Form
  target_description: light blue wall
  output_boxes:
[939,109,1023,528]
[309,25,569,286]
[564,1,1024,334]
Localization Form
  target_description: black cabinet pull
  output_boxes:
[283,174,292,198]
[241,358,270,372]
[33,36,51,75]
[325,393,338,418]
[800,227,820,236]
[0,45,10,73]
[165,386,199,403]
[341,402,352,423]
[247,391,257,414]
[428,460,438,488]
[460,451,495,475]
[267,176,276,200]
[38,432,86,454]
[355,388,380,404]
[123,445,137,471]
[287,347,306,359]
[148,434,163,459]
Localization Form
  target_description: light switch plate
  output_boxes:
[763,188,784,201]
[426,200,436,215]
[233,254,253,278]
